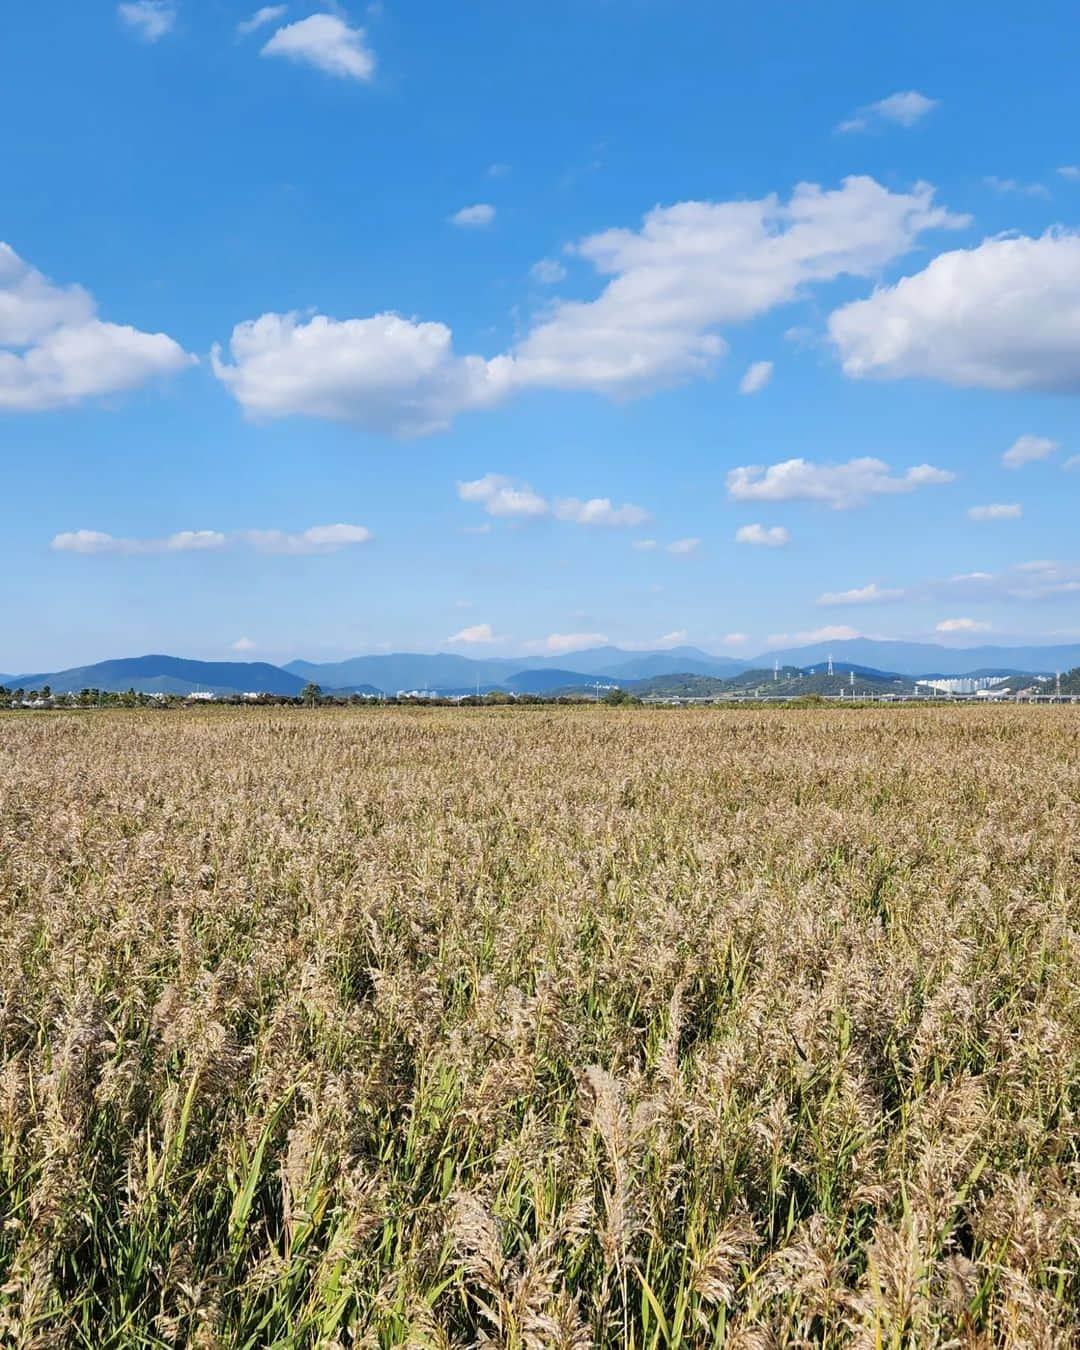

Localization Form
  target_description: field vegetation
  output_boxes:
[1,706,1078,1346]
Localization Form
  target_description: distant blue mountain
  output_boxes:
[759,638,1080,678]
[8,655,306,697]
[6,640,1077,699]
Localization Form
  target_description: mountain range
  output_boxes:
[3,639,1079,698]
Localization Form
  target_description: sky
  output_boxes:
[2,0,1080,671]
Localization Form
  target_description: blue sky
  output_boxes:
[3,0,1079,670]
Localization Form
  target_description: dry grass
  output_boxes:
[1,705,1078,1347]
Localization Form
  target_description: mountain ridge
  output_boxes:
[5,640,1079,697]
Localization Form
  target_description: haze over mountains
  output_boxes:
[5,639,1080,697]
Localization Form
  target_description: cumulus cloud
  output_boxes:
[1058,166,1080,181]
[530,258,567,284]
[1002,434,1058,468]
[829,232,1080,392]
[936,617,992,633]
[735,523,789,547]
[214,176,965,434]
[738,359,773,394]
[658,630,688,646]
[447,623,496,644]
[450,204,496,228]
[212,312,510,436]
[766,624,860,646]
[667,537,700,555]
[261,14,375,81]
[458,476,649,527]
[726,456,954,510]
[816,582,905,605]
[52,523,369,557]
[232,636,257,651]
[0,243,193,412]
[457,473,548,518]
[722,632,749,646]
[967,503,1022,521]
[632,538,658,551]
[553,497,650,527]
[117,1,176,42]
[237,5,286,36]
[838,90,938,133]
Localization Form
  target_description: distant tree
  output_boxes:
[301,683,322,707]
[41,685,52,702]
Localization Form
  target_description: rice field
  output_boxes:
[1,705,1078,1347]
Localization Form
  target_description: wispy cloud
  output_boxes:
[967,502,1021,521]
[983,175,1049,199]
[936,617,992,633]
[237,5,286,37]
[838,90,938,133]
[667,537,700,555]
[738,360,773,394]
[766,625,860,646]
[117,1,176,42]
[51,523,371,556]
[523,632,609,654]
[816,582,905,605]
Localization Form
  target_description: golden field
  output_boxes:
[1,706,1078,1348]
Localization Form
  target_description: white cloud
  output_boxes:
[52,529,226,556]
[458,476,650,528]
[212,312,510,436]
[722,632,748,646]
[658,630,688,646]
[829,232,1080,392]
[838,90,938,133]
[726,457,954,510]
[967,502,1022,521]
[1057,166,1080,181]
[447,623,496,644]
[232,636,257,651]
[735,522,789,548]
[461,523,492,535]
[1002,434,1058,468]
[983,176,1049,199]
[53,523,368,557]
[261,14,375,81]
[553,497,650,527]
[215,177,965,434]
[238,5,286,36]
[450,204,495,229]
[942,560,1080,602]
[458,473,548,518]
[766,625,860,646]
[524,632,609,654]
[242,523,372,554]
[667,537,700,555]
[487,163,510,178]
[817,582,905,605]
[0,243,193,412]
[1065,455,1080,471]
[936,617,992,633]
[632,538,658,551]
[530,258,567,285]
[738,359,773,394]
[117,1,176,42]
[454,599,474,609]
